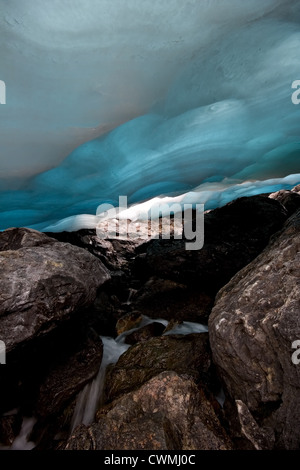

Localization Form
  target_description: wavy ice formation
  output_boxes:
[0,0,299,230]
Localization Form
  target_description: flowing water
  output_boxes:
[71,336,130,431]
[0,415,36,451]
[4,315,209,449]
[10,417,36,450]
[70,315,208,430]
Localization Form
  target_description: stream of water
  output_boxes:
[5,315,209,449]
[70,315,208,430]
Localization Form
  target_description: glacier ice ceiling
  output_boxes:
[0,0,300,231]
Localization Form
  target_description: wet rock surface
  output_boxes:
[36,333,103,418]
[132,277,213,323]
[104,333,213,402]
[65,371,232,450]
[134,196,287,289]
[0,414,22,447]
[0,192,299,450]
[209,209,300,449]
[124,321,166,345]
[0,228,110,353]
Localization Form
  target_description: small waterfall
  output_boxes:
[124,288,138,305]
[10,417,36,451]
[215,387,226,408]
[70,315,208,432]
[71,337,130,431]
[1,316,209,449]
[115,315,168,343]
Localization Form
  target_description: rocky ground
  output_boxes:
[0,187,299,450]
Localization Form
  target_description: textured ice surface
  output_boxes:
[0,0,300,230]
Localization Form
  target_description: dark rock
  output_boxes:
[0,323,103,448]
[46,229,139,272]
[64,371,233,450]
[0,414,22,446]
[221,395,256,450]
[29,333,105,450]
[115,311,142,336]
[209,209,300,449]
[133,277,213,323]
[0,366,20,416]
[134,196,287,293]
[0,228,110,353]
[0,313,102,413]
[36,333,103,417]
[269,189,300,217]
[124,322,165,345]
[28,390,79,450]
[0,194,292,450]
[0,227,54,251]
[104,333,212,402]
[89,291,126,337]
[235,400,274,450]
[163,319,183,334]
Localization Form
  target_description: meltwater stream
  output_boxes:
[4,316,209,449]
[71,336,130,431]
[70,315,208,432]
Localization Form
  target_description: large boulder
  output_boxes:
[0,414,22,447]
[36,333,103,418]
[269,189,300,217]
[104,333,212,402]
[65,371,232,450]
[135,196,287,289]
[0,228,110,353]
[46,228,139,272]
[209,209,300,449]
[48,197,288,326]
[132,277,213,323]
[124,321,166,345]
